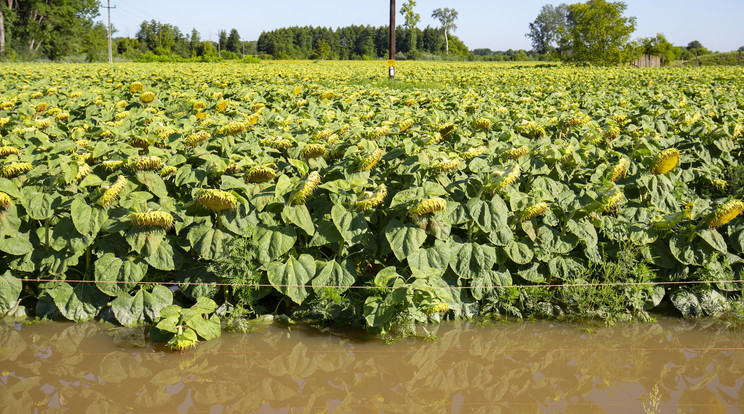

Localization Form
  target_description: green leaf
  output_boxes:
[547,256,585,281]
[0,234,33,256]
[471,268,512,300]
[308,220,343,247]
[331,204,368,244]
[111,290,145,327]
[0,178,21,198]
[313,260,355,294]
[178,265,219,299]
[518,262,546,284]
[536,226,579,254]
[48,282,108,322]
[0,271,22,314]
[126,227,166,257]
[282,204,315,236]
[187,225,233,260]
[407,243,452,273]
[255,225,297,264]
[504,241,533,265]
[697,229,727,254]
[450,242,496,280]
[142,286,174,322]
[219,203,254,237]
[24,192,59,220]
[94,253,148,296]
[185,314,221,341]
[374,266,402,287]
[136,171,168,198]
[364,296,394,328]
[267,254,316,304]
[567,219,598,248]
[71,198,108,236]
[143,238,183,271]
[385,219,427,262]
[669,235,707,266]
[0,206,21,239]
[670,290,702,318]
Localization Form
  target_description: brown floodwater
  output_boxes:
[1,317,743,413]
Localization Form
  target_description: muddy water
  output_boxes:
[1,318,743,414]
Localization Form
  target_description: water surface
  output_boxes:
[1,317,743,413]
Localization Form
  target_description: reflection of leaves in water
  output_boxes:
[1,319,744,412]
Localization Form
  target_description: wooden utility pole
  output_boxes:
[104,0,116,63]
[388,0,396,80]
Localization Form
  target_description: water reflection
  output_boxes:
[1,318,743,413]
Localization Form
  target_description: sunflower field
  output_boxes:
[0,61,743,342]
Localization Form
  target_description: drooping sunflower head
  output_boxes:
[519,202,549,223]
[504,145,529,160]
[290,171,321,205]
[0,191,12,210]
[651,148,680,175]
[98,176,128,208]
[431,158,461,175]
[356,186,388,211]
[360,148,384,171]
[607,158,629,182]
[185,130,211,147]
[1,162,32,178]
[438,123,456,138]
[600,191,625,213]
[195,188,238,211]
[473,117,492,132]
[128,155,163,172]
[246,164,277,183]
[461,146,487,159]
[301,143,326,159]
[399,118,415,133]
[409,197,447,219]
[129,81,144,93]
[140,91,156,104]
[129,210,174,230]
[0,146,19,158]
[707,200,743,229]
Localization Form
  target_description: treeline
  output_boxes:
[256,25,468,60]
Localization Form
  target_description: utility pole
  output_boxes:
[104,0,116,63]
[388,0,395,80]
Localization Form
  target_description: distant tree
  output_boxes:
[226,29,241,54]
[640,33,675,64]
[189,29,200,57]
[218,30,227,55]
[313,39,331,60]
[81,21,108,61]
[526,4,569,54]
[558,0,636,65]
[431,7,458,55]
[739,46,744,52]
[686,40,709,55]
[400,0,420,52]
[1,0,101,59]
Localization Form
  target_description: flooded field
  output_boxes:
[1,317,743,413]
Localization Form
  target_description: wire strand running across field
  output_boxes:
[3,277,743,290]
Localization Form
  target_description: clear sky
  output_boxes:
[105,0,744,52]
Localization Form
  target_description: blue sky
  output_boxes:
[106,0,744,52]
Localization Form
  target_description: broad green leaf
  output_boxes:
[670,290,702,318]
[142,286,174,322]
[178,265,219,299]
[48,282,108,322]
[407,243,452,273]
[364,296,394,328]
[143,238,183,271]
[331,204,368,244]
[126,227,166,257]
[697,229,727,254]
[71,198,108,236]
[547,256,585,281]
[219,203,254,237]
[0,178,21,198]
[282,204,315,236]
[669,236,707,266]
[0,234,33,256]
[0,271,22,313]
[94,253,148,296]
[187,225,232,260]
[267,254,316,304]
[374,266,402,287]
[536,226,579,254]
[518,262,546,284]
[313,260,355,293]
[450,242,496,280]
[111,290,145,327]
[567,219,598,248]
[385,219,427,262]
[136,171,168,198]
[255,225,296,264]
[471,268,512,300]
[308,220,343,247]
[185,314,221,341]
[504,241,533,265]
[0,206,21,238]
[23,192,59,220]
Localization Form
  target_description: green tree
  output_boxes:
[558,0,636,65]
[226,28,241,54]
[640,33,675,64]
[1,0,101,59]
[81,21,108,61]
[431,7,458,55]
[189,28,200,57]
[313,38,331,60]
[686,40,709,55]
[526,4,569,55]
[400,0,420,53]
